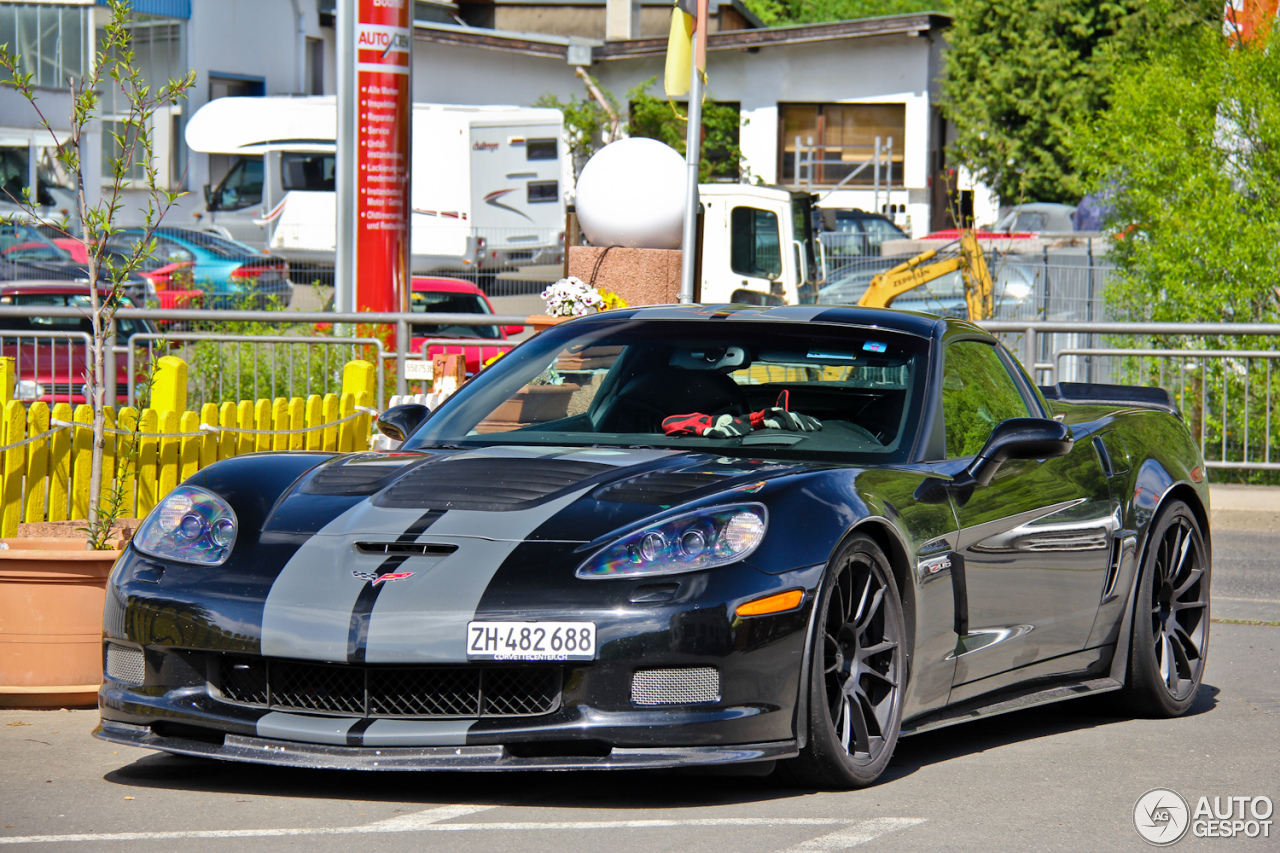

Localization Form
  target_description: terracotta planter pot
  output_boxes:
[0,538,123,709]
[526,314,568,333]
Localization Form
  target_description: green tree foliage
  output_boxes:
[941,0,1219,205]
[1076,24,1280,324]
[534,78,621,178]
[627,77,743,182]
[742,0,942,27]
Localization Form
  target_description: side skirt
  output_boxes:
[900,674,1123,737]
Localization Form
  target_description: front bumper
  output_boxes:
[95,718,796,771]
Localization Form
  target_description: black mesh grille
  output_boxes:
[593,470,729,504]
[216,657,560,719]
[375,457,612,511]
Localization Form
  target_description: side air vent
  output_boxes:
[105,643,146,686]
[355,542,458,557]
[375,457,613,511]
[594,470,729,504]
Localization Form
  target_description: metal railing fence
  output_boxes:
[983,321,1280,475]
[4,306,1277,475]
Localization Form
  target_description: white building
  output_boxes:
[1,0,994,236]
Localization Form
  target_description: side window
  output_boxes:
[218,159,263,209]
[281,153,335,191]
[942,340,1032,458]
[730,207,782,279]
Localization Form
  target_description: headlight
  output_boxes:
[133,485,238,566]
[576,504,767,579]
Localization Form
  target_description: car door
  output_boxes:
[941,339,1114,697]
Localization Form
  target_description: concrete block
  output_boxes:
[568,246,683,307]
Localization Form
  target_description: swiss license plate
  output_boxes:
[466,621,596,661]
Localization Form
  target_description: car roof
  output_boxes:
[0,281,120,296]
[576,303,959,340]
[410,277,485,295]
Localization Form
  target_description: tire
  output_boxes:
[1121,500,1210,717]
[780,534,906,789]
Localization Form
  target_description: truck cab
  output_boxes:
[697,184,820,305]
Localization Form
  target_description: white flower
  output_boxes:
[542,276,607,317]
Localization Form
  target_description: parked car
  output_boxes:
[993,202,1078,234]
[0,220,155,305]
[814,208,907,259]
[0,282,156,403]
[98,305,1210,789]
[54,238,201,312]
[102,227,292,309]
[408,277,522,374]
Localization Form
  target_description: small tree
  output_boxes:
[0,0,197,546]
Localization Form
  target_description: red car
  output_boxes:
[0,283,155,404]
[54,238,202,312]
[408,277,524,374]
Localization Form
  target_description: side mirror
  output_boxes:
[503,324,525,337]
[966,417,1073,487]
[203,184,215,209]
[913,418,1072,506]
[376,404,430,442]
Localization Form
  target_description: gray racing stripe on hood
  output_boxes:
[261,501,432,661]
[362,487,590,664]
[256,712,357,746]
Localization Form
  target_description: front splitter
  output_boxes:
[95,719,797,771]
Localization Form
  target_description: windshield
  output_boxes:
[0,292,146,338]
[410,290,500,339]
[406,318,928,462]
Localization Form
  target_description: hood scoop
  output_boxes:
[374,456,614,511]
[593,470,730,504]
[301,454,429,496]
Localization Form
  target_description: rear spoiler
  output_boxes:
[1039,382,1180,416]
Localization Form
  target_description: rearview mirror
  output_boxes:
[376,404,430,442]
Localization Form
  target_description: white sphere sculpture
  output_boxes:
[575,138,686,250]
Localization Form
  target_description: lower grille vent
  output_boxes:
[216,657,561,719]
[631,667,720,705]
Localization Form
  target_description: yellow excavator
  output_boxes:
[855,230,995,321]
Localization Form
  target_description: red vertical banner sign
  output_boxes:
[355,0,411,313]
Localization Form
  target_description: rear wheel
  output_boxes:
[1122,500,1210,717]
[780,534,905,789]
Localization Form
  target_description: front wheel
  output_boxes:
[1121,500,1210,717]
[780,534,906,789]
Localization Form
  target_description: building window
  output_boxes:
[99,13,188,189]
[306,37,324,95]
[2,4,88,89]
[779,104,905,187]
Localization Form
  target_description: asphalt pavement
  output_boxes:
[0,487,1276,852]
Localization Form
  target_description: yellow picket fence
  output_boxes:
[0,357,378,537]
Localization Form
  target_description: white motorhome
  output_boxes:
[184,96,567,278]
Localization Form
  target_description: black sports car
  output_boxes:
[96,305,1211,788]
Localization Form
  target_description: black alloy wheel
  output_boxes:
[781,534,905,789]
[1123,500,1210,717]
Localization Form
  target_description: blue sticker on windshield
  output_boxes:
[863,342,888,353]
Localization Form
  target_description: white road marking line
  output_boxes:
[1215,596,1280,604]
[0,816,927,845]
[781,818,928,851]
[366,803,499,829]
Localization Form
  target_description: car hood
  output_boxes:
[260,445,814,544]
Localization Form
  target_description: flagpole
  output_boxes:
[678,0,708,304]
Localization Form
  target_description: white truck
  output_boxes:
[184,96,567,279]
[696,183,822,305]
